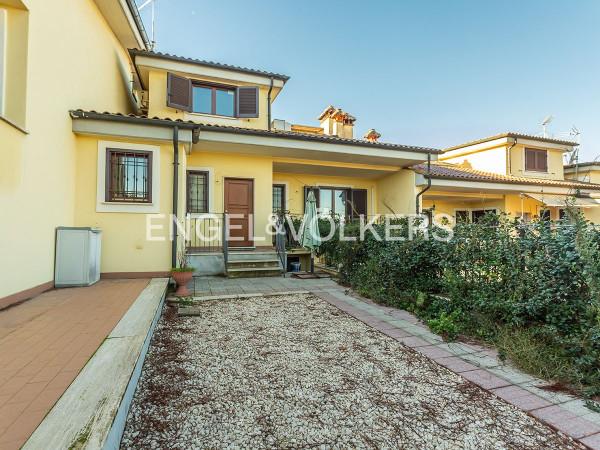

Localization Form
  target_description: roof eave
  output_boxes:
[128,48,290,83]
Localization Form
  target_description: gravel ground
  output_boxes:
[121,293,582,449]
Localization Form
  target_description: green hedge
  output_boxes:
[320,213,600,395]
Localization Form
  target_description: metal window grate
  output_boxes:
[106,150,151,203]
[187,171,209,213]
[272,184,285,212]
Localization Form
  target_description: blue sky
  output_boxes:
[137,0,600,161]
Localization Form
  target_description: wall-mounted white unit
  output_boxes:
[55,227,102,287]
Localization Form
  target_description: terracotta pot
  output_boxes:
[172,271,193,297]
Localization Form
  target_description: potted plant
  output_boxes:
[171,249,194,297]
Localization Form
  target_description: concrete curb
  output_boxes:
[22,278,169,450]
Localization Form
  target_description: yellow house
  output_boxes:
[0,0,441,305]
[70,49,441,277]
[413,133,600,223]
[0,0,150,306]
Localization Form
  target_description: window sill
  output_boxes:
[0,115,28,135]
[101,201,154,206]
[186,112,240,121]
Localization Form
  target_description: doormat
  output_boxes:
[291,272,329,279]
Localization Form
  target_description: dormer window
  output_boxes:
[525,148,548,172]
[166,73,259,118]
[192,84,235,117]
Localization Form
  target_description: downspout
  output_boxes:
[172,126,179,269]
[507,137,517,175]
[267,77,274,131]
[416,152,432,214]
[507,137,517,214]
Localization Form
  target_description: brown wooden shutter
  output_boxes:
[350,189,367,218]
[167,73,192,111]
[537,150,548,171]
[237,86,259,118]
[525,149,536,171]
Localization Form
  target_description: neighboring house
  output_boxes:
[0,0,440,304]
[412,133,600,224]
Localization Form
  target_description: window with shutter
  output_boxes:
[237,86,259,118]
[525,148,548,172]
[349,189,367,218]
[167,73,192,111]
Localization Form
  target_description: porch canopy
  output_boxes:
[524,193,600,208]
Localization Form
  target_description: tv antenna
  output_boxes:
[541,115,554,138]
[567,126,581,165]
[138,0,158,50]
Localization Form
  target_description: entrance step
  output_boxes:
[226,250,282,278]
[227,250,280,262]
[227,259,281,269]
[226,266,283,278]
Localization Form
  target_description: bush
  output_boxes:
[320,211,600,394]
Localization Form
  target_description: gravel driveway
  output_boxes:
[121,293,582,449]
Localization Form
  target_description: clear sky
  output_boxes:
[137,0,600,161]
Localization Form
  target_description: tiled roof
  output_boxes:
[444,132,579,151]
[564,161,600,170]
[128,49,290,82]
[411,162,600,190]
[69,110,441,154]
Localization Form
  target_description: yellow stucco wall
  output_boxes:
[441,145,507,175]
[186,151,273,244]
[147,69,271,130]
[376,170,417,215]
[423,193,560,223]
[422,197,505,220]
[0,0,136,298]
[272,172,377,216]
[73,136,183,274]
[509,144,564,180]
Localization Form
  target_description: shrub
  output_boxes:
[319,211,600,394]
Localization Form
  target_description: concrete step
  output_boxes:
[227,259,281,269]
[227,251,279,262]
[226,267,283,278]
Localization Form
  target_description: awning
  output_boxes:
[525,193,600,208]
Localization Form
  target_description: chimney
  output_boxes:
[364,129,381,142]
[318,105,356,139]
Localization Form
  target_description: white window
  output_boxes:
[0,8,7,116]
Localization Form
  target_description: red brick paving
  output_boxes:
[0,279,149,450]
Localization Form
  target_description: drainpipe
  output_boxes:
[172,126,179,269]
[507,137,517,174]
[267,77,274,131]
[415,152,432,214]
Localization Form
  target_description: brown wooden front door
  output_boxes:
[224,178,254,247]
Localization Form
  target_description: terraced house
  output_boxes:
[0,0,444,306]
[4,0,600,307]
[413,133,600,223]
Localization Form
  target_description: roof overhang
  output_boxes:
[93,0,149,50]
[194,129,437,167]
[70,111,197,148]
[273,160,398,179]
[415,175,593,196]
[524,193,600,208]
[130,52,286,99]
[564,164,600,174]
